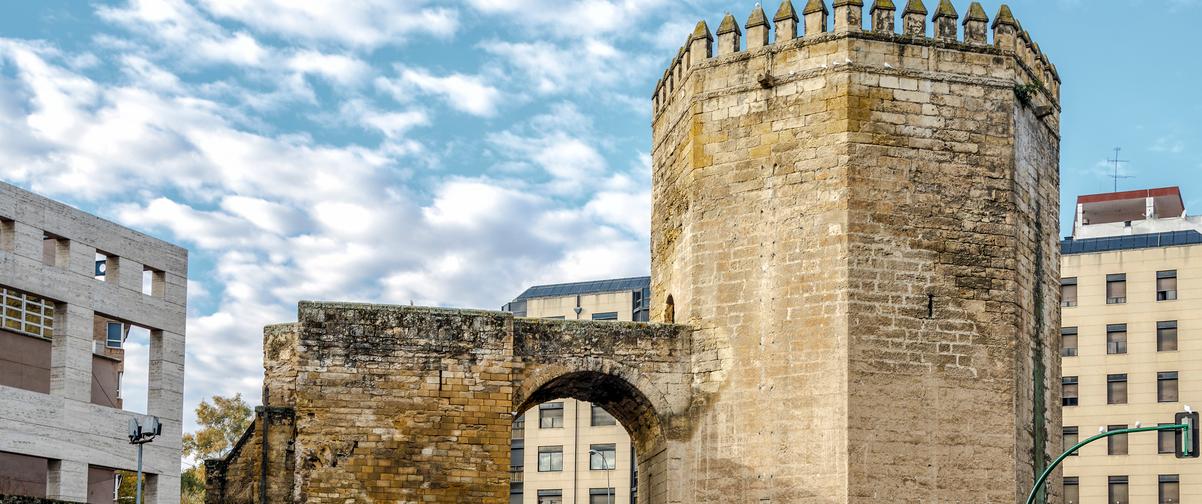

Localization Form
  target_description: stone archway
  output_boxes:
[514,370,670,504]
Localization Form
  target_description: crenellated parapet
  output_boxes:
[651,1,1060,117]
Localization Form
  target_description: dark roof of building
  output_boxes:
[1061,230,1202,255]
[510,276,651,302]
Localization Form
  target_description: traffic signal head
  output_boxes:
[1175,411,1199,459]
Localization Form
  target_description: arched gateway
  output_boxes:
[208,1,1063,503]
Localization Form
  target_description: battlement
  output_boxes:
[652,0,1059,115]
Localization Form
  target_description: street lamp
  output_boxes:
[127,416,162,504]
[588,449,612,504]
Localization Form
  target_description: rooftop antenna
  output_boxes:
[1108,147,1133,192]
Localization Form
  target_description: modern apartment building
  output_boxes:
[0,182,187,503]
[502,277,650,504]
[1061,187,1200,504]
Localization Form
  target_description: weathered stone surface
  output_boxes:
[210,5,1062,502]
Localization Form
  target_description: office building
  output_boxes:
[0,183,187,503]
[503,277,650,504]
[1061,187,1199,504]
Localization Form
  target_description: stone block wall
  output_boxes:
[204,407,296,504]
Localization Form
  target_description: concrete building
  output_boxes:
[503,277,650,504]
[1061,187,1199,504]
[0,182,187,503]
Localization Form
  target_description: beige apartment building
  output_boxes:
[503,277,649,504]
[1061,187,1201,504]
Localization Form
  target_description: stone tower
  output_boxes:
[650,0,1061,502]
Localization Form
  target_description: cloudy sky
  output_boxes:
[0,0,1198,433]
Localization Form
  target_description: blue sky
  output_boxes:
[0,0,1198,433]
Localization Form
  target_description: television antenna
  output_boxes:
[1108,147,1133,192]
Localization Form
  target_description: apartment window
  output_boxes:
[544,316,566,320]
[1061,277,1078,307]
[1061,327,1078,357]
[1158,321,1178,352]
[1159,474,1180,504]
[537,489,563,504]
[1109,476,1129,504]
[0,286,55,339]
[591,404,616,426]
[539,402,564,429]
[1107,374,1128,404]
[1159,424,1176,454]
[106,321,124,348]
[590,443,616,471]
[1158,372,1179,402]
[1106,273,1127,304]
[1062,427,1079,455]
[589,488,616,504]
[1157,270,1178,301]
[537,446,563,472]
[1108,425,1128,455]
[1063,477,1079,504]
[1106,324,1127,355]
[1062,376,1079,406]
[591,312,619,321]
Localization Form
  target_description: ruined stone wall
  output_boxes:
[204,407,296,504]
[263,324,300,408]
[290,304,515,504]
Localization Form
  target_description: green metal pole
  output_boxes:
[1025,424,1189,504]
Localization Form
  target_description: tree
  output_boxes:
[181,393,254,503]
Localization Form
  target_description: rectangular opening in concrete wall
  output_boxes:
[94,251,114,282]
[0,217,14,252]
[0,451,49,498]
[141,266,164,297]
[91,313,150,413]
[87,465,118,503]
[41,232,69,268]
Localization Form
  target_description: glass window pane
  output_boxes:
[1108,279,1127,303]
[1107,330,1127,354]
[1063,427,1079,456]
[1062,284,1078,307]
[1062,334,1078,357]
[1064,478,1079,504]
[1159,374,1179,402]
[1108,426,1128,455]
[1159,427,1176,454]
[1109,477,1129,504]
[1160,476,1180,504]
[1159,326,1179,352]
[591,405,616,426]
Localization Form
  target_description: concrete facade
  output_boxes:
[207,1,1063,502]
[0,182,187,503]
[1060,188,1200,504]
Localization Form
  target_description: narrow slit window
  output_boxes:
[0,218,14,252]
[1157,270,1178,301]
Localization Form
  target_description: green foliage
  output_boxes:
[181,393,254,503]
[116,470,136,502]
[1013,82,1043,106]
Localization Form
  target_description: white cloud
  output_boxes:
[483,38,655,96]
[378,68,503,117]
[285,50,371,87]
[196,0,458,48]
[467,0,667,39]
[1151,135,1185,154]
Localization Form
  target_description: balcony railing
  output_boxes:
[510,466,524,483]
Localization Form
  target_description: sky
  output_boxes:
[0,0,1199,435]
